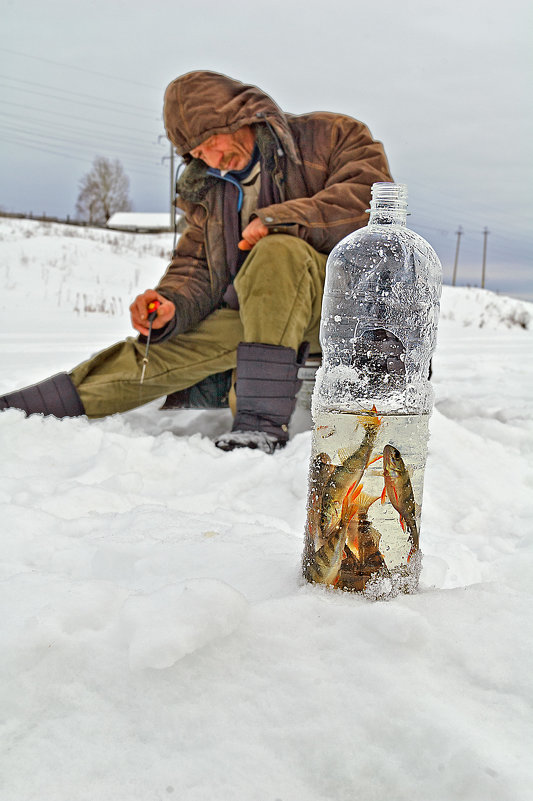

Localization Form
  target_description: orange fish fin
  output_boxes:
[347,507,359,524]
[381,486,387,504]
[355,491,380,515]
[399,516,406,532]
[368,404,382,426]
[350,482,363,501]
[346,527,359,549]
[340,484,365,527]
[340,493,351,519]
[346,478,360,495]
[367,453,383,467]
[341,483,361,519]
[337,447,353,463]
[356,405,382,429]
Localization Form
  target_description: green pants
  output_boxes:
[70,235,327,418]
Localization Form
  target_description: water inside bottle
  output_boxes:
[302,409,430,599]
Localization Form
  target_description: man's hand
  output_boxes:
[238,217,269,251]
[130,289,176,336]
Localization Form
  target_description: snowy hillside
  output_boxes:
[1,218,532,801]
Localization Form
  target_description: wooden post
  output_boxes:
[452,226,463,286]
[481,227,489,289]
[170,143,175,220]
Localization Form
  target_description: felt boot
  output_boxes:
[0,373,86,418]
[215,342,308,454]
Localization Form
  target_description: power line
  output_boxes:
[0,47,159,90]
[0,122,162,166]
[412,197,531,231]
[0,133,165,178]
[411,215,533,252]
[0,109,164,150]
[0,99,159,136]
[0,81,159,120]
[407,177,533,223]
[411,218,530,271]
[0,74,159,115]
[0,120,162,162]
[410,222,452,236]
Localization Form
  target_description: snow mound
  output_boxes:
[120,579,248,670]
[440,285,532,329]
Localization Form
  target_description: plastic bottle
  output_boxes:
[302,183,442,599]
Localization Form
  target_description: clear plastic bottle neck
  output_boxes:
[367,182,408,226]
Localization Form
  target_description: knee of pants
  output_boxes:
[242,233,311,268]
[234,235,321,295]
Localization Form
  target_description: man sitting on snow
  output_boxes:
[0,70,392,452]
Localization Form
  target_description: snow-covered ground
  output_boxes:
[1,218,532,801]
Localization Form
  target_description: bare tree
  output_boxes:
[75,157,132,224]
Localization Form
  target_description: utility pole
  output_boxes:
[159,135,175,220]
[169,143,175,219]
[452,226,463,286]
[481,227,489,289]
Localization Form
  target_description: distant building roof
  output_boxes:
[106,212,175,232]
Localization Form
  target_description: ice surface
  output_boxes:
[1,219,533,801]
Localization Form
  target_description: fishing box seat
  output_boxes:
[160,354,322,412]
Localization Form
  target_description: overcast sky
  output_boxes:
[1,0,532,299]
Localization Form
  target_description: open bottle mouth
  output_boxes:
[366,182,409,215]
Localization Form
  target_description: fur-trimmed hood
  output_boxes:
[175,123,280,205]
[163,70,300,163]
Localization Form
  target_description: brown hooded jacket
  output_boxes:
[156,71,393,337]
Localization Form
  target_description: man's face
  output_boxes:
[189,125,256,171]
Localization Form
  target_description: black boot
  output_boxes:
[0,373,85,418]
[215,342,308,454]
